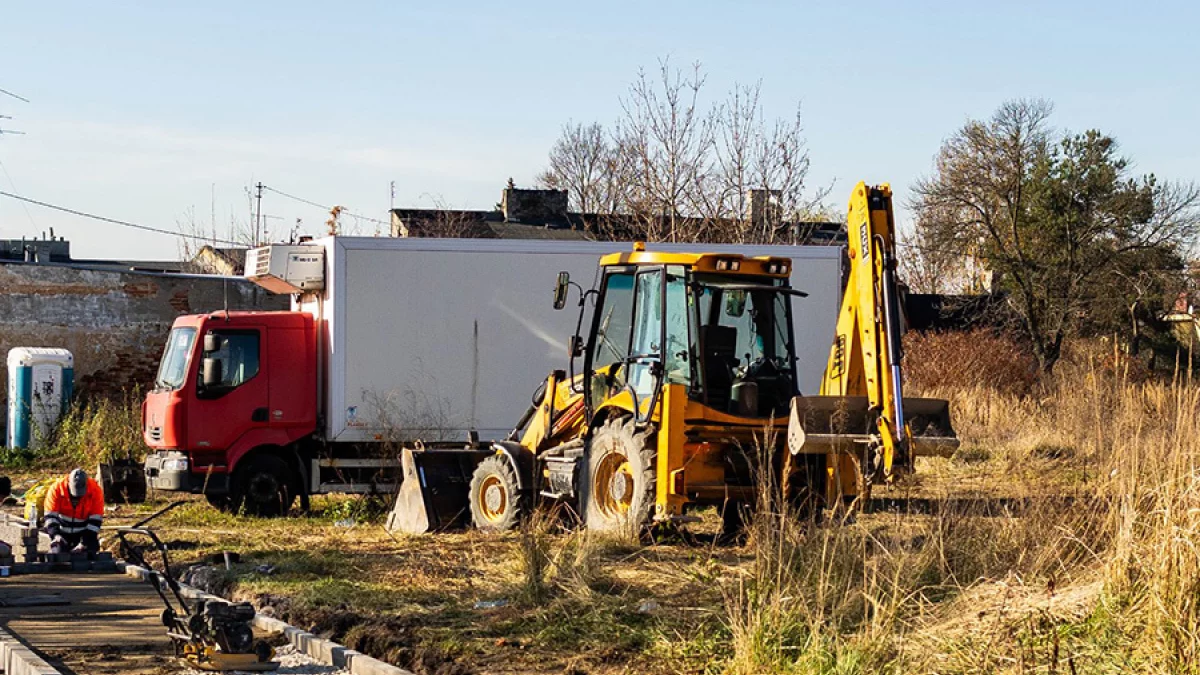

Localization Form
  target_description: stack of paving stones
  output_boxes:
[0,515,117,575]
[33,551,117,573]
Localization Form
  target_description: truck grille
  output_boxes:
[147,426,163,442]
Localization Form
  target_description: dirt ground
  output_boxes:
[0,452,1089,675]
[0,571,176,674]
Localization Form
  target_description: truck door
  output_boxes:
[188,327,269,456]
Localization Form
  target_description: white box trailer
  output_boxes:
[259,237,844,445]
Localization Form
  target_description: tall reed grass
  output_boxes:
[725,341,1200,673]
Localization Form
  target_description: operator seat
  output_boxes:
[700,324,738,410]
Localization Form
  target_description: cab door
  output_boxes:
[626,268,665,419]
[187,327,269,455]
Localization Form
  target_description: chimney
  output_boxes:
[501,186,569,225]
[748,189,783,230]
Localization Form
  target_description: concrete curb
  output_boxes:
[0,626,63,675]
[122,564,414,675]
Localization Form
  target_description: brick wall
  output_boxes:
[0,262,288,424]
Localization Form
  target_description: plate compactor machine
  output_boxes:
[118,505,279,672]
[388,182,958,535]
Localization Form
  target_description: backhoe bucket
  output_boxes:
[903,397,960,457]
[386,446,489,534]
[788,395,958,457]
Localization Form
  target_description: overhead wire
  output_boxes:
[0,88,30,103]
[0,157,38,230]
[261,184,389,226]
[0,189,245,245]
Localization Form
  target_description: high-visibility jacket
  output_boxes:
[43,476,104,537]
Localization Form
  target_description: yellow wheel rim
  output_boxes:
[478,474,508,523]
[594,453,634,516]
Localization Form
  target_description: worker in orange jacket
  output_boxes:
[43,468,105,555]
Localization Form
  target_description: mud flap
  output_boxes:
[386,446,491,534]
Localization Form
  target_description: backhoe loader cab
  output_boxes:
[572,248,802,424]
[498,246,821,533]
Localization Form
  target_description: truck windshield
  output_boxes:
[155,327,196,391]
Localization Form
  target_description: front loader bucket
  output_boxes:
[788,395,959,457]
[386,447,490,534]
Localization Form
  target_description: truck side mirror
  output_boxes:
[553,271,570,310]
[568,335,583,359]
[202,357,223,388]
[203,333,221,353]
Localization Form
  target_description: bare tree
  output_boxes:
[706,83,828,243]
[537,122,615,214]
[537,59,829,244]
[618,58,712,242]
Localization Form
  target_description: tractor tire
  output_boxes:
[580,416,656,533]
[230,454,296,518]
[468,455,525,532]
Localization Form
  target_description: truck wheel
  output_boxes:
[580,417,656,533]
[231,455,296,517]
[468,456,525,532]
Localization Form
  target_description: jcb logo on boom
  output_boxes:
[859,223,870,260]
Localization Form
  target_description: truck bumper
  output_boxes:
[143,451,228,494]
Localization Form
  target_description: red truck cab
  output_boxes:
[142,311,317,514]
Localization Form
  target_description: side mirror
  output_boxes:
[202,357,223,388]
[203,333,221,353]
[568,335,584,359]
[553,271,570,310]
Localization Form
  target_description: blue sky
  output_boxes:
[1,1,1196,260]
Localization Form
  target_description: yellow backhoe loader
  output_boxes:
[388,182,957,534]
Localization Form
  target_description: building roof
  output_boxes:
[390,208,592,241]
[390,184,847,245]
[192,246,249,274]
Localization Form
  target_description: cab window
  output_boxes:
[588,271,635,404]
[663,265,692,386]
[203,331,260,390]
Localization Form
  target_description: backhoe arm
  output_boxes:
[788,182,958,495]
[821,182,910,475]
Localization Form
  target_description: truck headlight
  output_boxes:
[162,458,189,473]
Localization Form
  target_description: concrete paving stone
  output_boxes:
[0,626,63,675]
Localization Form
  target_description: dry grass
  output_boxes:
[19,336,1200,673]
[718,339,1200,674]
[3,391,148,470]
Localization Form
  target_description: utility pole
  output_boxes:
[254,182,264,246]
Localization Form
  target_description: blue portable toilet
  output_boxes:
[6,348,74,450]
